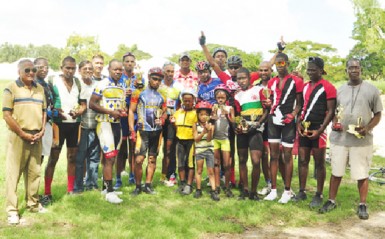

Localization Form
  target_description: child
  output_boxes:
[211,84,235,197]
[193,101,219,201]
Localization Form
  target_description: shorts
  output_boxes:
[195,149,214,168]
[267,115,296,147]
[135,130,162,157]
[42,122,53,156]
[163,119,176,141]
[96,122,122,159]
[176,139,195,169]
[213,139,230,151]
[55,122,80,148]
[237,129,263,151]
[330,143,373,180]
[299,132,327,149]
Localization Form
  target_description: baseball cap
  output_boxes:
[179,52,191,61]
[308,56,327,75]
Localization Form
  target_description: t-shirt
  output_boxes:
[329,81,383,147]
[213,105,231,140]
[174,69,198,92]
[195,123,214,154]
[174,109,197,140]
[301,79,336,125]
[93,77,127,123]
[80,79,98,129]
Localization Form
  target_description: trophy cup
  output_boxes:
[347,116,364,139]
[250,114,258,128]
[302,121,311,136]
[69,103,80,118]
[211,104,219,120]
[219,105,225,118]
[334,105,344,131]
[168,108,176,123]
[135,65,144,89]
[262,88,271,99]
[240,116,248,133]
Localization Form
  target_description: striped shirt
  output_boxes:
[195,123,213,154]
[80,79,98,129]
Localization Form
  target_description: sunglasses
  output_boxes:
[65,66,76,70]
[151,76,162,81]
[228,66,240,70]
[24,68,37,74]
[35,65,48,71]
[275,61,286,67]
[82,67,93,71]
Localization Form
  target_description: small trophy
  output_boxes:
[219,105,225,118]
[334,105,344,131]
[135,65,144,89]
[347,117,364,139]
[240,116,248,134]
[153,108,163,129]
[69,103,80,117]
[302,121,311,136]
[262,88,271,99]
[211,104,219,120]
[250,114,258,127]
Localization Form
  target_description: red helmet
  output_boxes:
[148,67,164,77]
[195,101,212,111]
[195,61,211,72]
[214,84,231,98]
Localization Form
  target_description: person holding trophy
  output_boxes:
[294,57,336,208]
[319,58,382,220]
[129,67,167,196]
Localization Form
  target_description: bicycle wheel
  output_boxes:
[369,168,385,185]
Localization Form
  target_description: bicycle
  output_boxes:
[369,167,385,185]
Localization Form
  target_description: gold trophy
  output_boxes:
[250,114,258,128]
[302,121,311,136]
[154,109,163,129]
[333,105,344,131]
[347,116,364,139]
[134,65,144,89]
[262,88,271,99]
[69,103,80,118]
[240,116,248,133]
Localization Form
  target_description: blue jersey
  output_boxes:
[197,78,222,105]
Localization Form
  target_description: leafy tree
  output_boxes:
[112,44,152,61]
[62,34,102,63]
[168,44,263,72]
[0,42,27,63]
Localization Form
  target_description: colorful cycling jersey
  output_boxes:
[131,88,166,131]
[158,80,182,115]
[174,108,197,140]
[197,78,222,105]
[301,79,336,125]
[234,85,264,118]
[93,77,127,123]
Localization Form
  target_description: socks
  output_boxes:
[104,180,113,193]
[67,175,75,192]
[44,177,53,195]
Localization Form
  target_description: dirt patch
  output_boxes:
[205,212,385,238]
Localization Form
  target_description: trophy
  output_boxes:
[347,116,364,139]
[302,121,311,136]
[333,105,344,131]
[211,104,219,120]
[135,65,144,89]
[262,88,271,99]
[219,105,225,118]
[240,116,248,133]
[250,114,258,128]
[69,103,80,117]
[168,108,176,123]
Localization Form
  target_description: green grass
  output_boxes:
[0,79,384,238]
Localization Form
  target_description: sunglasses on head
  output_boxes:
[228,66,240,70]
[24,68,37,74]
[275,61,286,67]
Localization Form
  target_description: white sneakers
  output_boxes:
[258,183,272,195]
[105,192,123,204]
[278,190,292,204]
[8,214,20,225]
[264,189,277,201]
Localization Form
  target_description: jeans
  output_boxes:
[74,128,101,192]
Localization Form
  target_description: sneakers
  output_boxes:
[166,174,177,187]
[210,191,220,201]
[113,180,123,190]
[249,192,260,201]
[131,187,142,196]
[182,185,192,195]
[293,191,307,202]
[264,189,277,201]
[105,192,123,204]
[39,194,53,207]
[357,204,369,220]
[319,200,337,214]
[194,189,202,199]
[101,189,123,195]
[143,185,156,195]
[128,173,136,184]
[8,214,20,225]
[238,190,249,200]
[225,188,234,198]
[309,194,323,208]
[258,184,272,196]
[278,190,292,204]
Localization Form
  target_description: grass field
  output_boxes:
[0,80,384,238]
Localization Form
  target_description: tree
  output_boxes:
[0,42,27,63]
[62,34,102,63]
[112,44,152,61]
[168,44,263,72]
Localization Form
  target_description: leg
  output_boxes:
[44,147,61,195]
[282,146,293,190]
[214,148,221,189]
[269,143,280,189]
[134,155,145,186]
[313,148,326,194]
[145,155,157,183]
[261,142,270,184]
[250,150,262,194]
[67,147,79,193]
[238,148,249,191]
[195,159,204,190]
[298,147,311,191]
[222,150,231,189]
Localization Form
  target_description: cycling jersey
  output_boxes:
[158,80,182,115]
[174,108,197,140]
[197,78,222,105]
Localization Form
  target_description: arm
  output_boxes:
[128,102,137,132]
[357,111,382,136]
[3,111,35,142]
[199,31,222,77]
[206,123,214,142]
[228,107,235,123]
[89,94,121,120]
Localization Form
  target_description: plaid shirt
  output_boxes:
[174,69,198,91]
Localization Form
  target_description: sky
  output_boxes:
[1,0,384,60]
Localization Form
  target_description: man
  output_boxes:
[4,59,47,225]
[129,67,167,195]
[196,61,223,105]
[264,53,303,203]
[74,60,101,192]
[174,52,198,91]
[92,54,107,81]
[158,62,182,186]
[115,52,144,189]
[89,59,127,204]
[211,47,229,78]
[34,57,53,163]
[295,57,336,208]
[41,56,83,205]
[234,67,268,200]
[319,58,382,219]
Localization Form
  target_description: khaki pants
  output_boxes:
[5,130,42,215]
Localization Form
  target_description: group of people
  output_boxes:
[4,33,382,225]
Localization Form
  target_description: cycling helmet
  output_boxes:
[195,61,211,72]
[212,47,228,58]
[180,88,197,99]
[148,67,164,77]
[214,84,231,98]
[195,101,212,112]
[227,55,242,66]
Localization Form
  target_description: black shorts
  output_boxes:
[262,121,269,142]
[162,119,176,141]
[236,129,263,151]
[267,115,296,147]
[176,139,195,169]
[56,122,80,148]
[135,130,162,157]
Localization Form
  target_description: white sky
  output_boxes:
[0,0,384,60]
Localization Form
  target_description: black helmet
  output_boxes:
[227,55,242,66]
[212,47,228,58]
